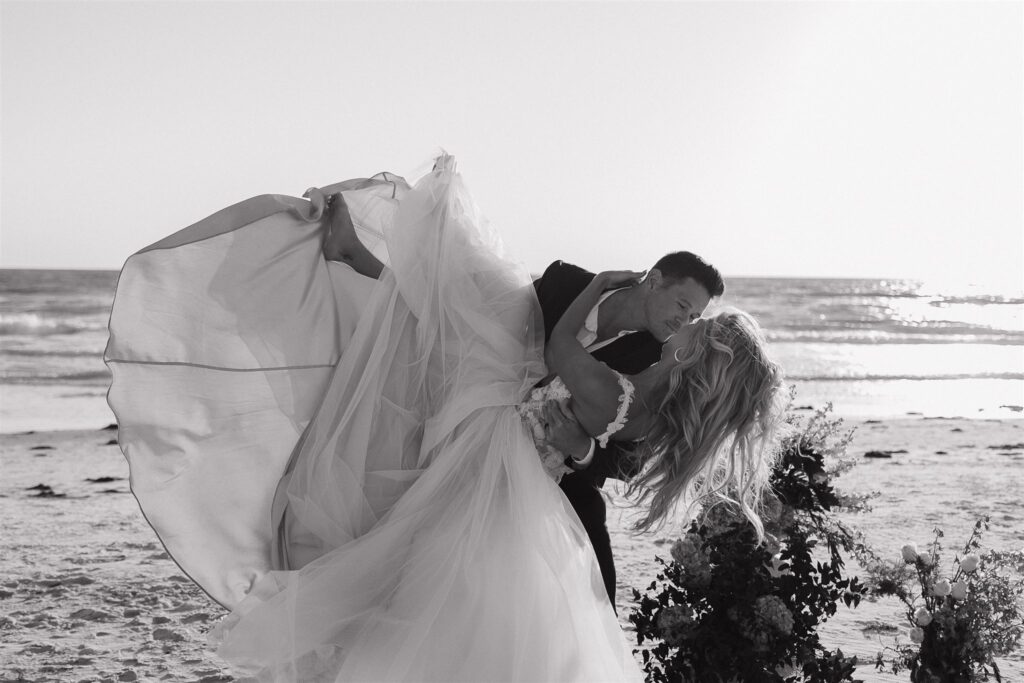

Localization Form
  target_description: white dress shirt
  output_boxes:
[569,290,635,467]
[576,290,636,352]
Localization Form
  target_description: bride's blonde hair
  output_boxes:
[626,308,785,536]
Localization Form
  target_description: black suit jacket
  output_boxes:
[532,260,663,486]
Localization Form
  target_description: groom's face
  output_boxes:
[643,274,712,342]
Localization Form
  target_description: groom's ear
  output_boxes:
[646,268,663,289]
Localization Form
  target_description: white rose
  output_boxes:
[951,580,968,601]
[931,578,951,597]
[909,626,925,643]
[918,552,933,567]
[960,554,980,573]
[901,544,919,563]
[914,606,933,626]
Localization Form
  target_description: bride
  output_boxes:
[105,155,784,681]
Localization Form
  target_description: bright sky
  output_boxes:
[2,1,1021,285]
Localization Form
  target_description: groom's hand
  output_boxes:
[539,401,594,470]
[595,270,647,291]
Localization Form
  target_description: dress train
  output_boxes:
[106,163,643,681]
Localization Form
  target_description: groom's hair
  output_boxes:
[652,251,725,297]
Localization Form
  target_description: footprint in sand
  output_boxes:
[69,608,114,621]
[152,627,185,642]
[21,643,56,655]
[23,613,60,628]
[36,575,95,588]
[65,575,96,586]
[86,476,124,483]
[25,483,66,498]
[169,602,203,613]
[859,620,898,636]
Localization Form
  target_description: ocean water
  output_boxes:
[1,269,1022,432]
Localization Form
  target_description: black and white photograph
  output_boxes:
[2,1,1022,681]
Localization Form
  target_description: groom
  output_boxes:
[322,191,725,608]
[533,254,724,609]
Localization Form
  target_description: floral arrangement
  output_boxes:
[629,405,868,682]
[864,518,1024,682]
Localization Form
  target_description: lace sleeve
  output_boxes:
[595,372,635,448]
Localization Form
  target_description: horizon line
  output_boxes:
[2,264,1021,287]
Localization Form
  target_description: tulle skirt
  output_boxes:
[106,164,643,681]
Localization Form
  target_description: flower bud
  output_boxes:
[914,606,932,626]
[951,580,968,601]
[767,553,792,578]
[918,551,933,567]
[960,554,980,573]
[931,578,951,597]
[909,626,925,643]
[901,544,919,563]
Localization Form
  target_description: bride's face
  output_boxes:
[661,318,707,362]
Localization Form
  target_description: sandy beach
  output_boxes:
[2,415,1022,682]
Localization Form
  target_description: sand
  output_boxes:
[2,416,1022,682]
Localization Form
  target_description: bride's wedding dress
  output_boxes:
[105,159,643,681]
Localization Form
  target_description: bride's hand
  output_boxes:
[538,400,592,466]
[595,270,647,290]
[321,193,386,279]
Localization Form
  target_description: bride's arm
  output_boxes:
[323,193,385,279]
[545,271,644,436]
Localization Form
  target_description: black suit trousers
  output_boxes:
[559,472,616,610]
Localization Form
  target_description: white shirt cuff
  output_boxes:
[571,437,597,466]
